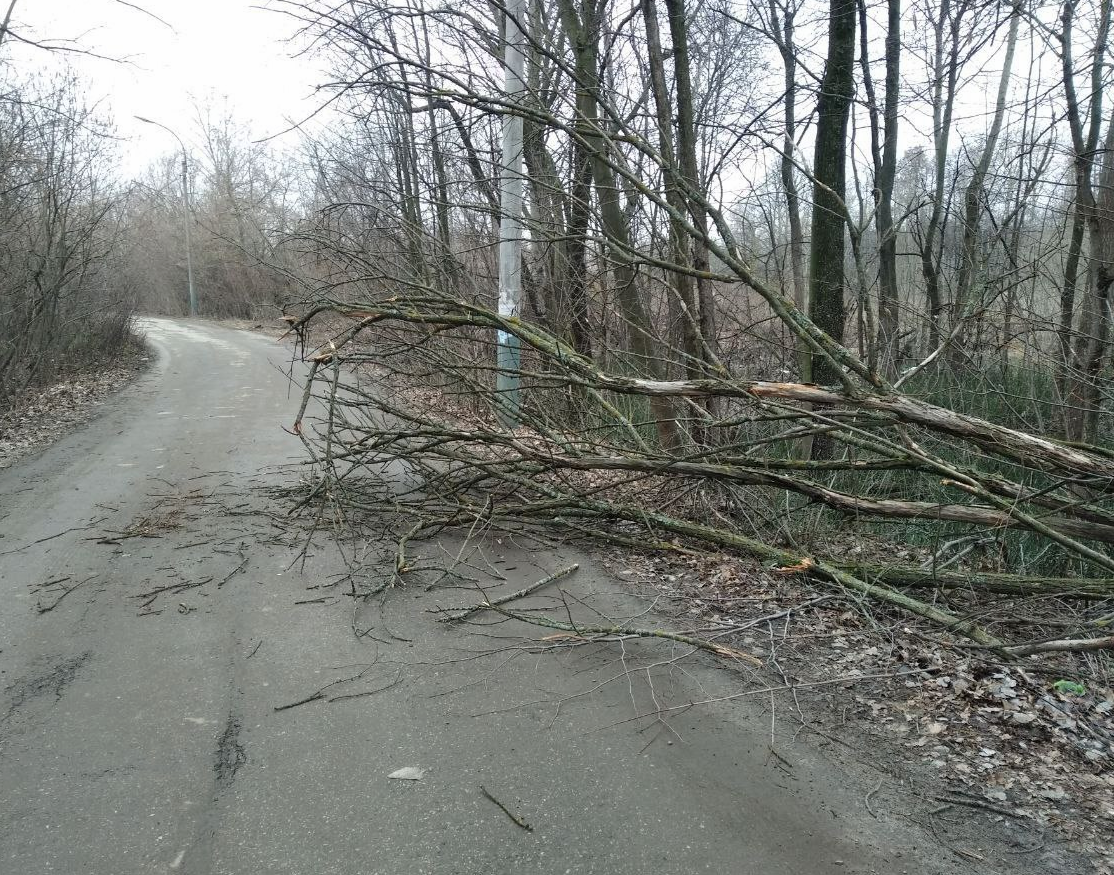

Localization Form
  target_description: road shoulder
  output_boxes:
[0,335,151,471]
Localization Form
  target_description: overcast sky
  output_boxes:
[5,0,324,174]
[5,0,1033,185]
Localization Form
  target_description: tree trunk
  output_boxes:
[558,0,679,447]
[808,0,856,391]
[874,0,901,375]
[768,0,809,381]
[1067,106,1114,442]
[1059,0,1111,439]
[664,0,718,368]
[948,2,1019,362]
[641,0,703,381]
[918,0,965,354]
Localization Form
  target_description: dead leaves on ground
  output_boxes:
[604,548,1114,867]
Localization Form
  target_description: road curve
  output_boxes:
[0,318,991,875]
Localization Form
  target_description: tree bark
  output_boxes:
[641,0,703,381]
[664,0,718,367]
[768,0,809,381]
[807,0,856,458]
[918,0,967,353]
[872,0,901,374]
[1068,106,1114,441]
[1060,0,1112,441]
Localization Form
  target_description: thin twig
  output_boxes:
[933,795,1026,819]
[217,557,249,588]
[480,785,533,831]
[865,777,883,818]
[436,563,580,622]
[487,603,762,666]
[36,575,97,613]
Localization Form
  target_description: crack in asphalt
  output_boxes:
[1,651,92,724]
[214,712,247,789]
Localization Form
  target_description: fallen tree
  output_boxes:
[279,0,1114,663]
[286,291,1114,658]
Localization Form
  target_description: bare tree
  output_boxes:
[807,0,856,394]
[0,71,133,403]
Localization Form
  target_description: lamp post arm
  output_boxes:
[136,115,197,316]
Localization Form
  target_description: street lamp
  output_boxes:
[135,115,197,317]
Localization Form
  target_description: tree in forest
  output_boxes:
[0,69,133,403]
[119,106,300,319]
[807,0,855,393]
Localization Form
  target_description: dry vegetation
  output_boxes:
[0,68,137,406]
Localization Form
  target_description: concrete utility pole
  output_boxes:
[135,116,197,317]
[495,0,526,425]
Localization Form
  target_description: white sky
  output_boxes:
[4,0,325,175]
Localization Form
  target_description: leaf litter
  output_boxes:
[603,548,1114,872]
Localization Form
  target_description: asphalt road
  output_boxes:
[0,319,1013,875]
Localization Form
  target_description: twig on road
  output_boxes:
[1,526,90,556]
[36,575,97,613]
[273,690,326,712]
[480,785,533,832]
[435,563,580,623]
[865,777,883,818]
[328,669,402,702]
[273,664,398,712]
[934,793,1026,819]
[135,576,214,609]
[29,575,70,593]
[217,556,249,588]
[486,603,763,666]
